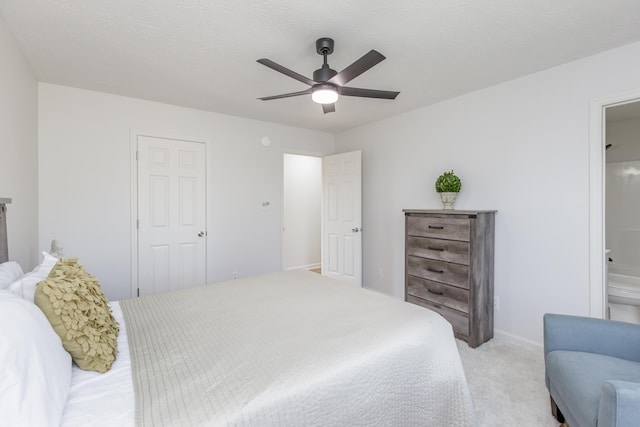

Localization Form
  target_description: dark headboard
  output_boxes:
[0,198,11,263]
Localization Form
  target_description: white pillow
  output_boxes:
[0,261,24,289]
[0,290,72,427]
[8,252,58,302]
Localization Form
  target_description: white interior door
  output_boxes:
[322,150,362,286]
[137,135,207,296]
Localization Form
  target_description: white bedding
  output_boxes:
[60,302,135,427]
[60,271,474,426]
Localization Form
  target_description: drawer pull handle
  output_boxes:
[427,267,444,274]
[427,288,444,295]
[428,225,444,230]
[428,246,444,252]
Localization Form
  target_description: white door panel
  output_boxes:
[322,151,362,286]
[137,136,206,296]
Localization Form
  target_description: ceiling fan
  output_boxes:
[257,38,400,114]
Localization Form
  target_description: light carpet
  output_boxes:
[456,338,561,427]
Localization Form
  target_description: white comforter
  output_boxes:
[62,270,474,426]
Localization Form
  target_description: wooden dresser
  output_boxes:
[404,209,496,348]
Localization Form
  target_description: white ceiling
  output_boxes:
[2,0,640,133]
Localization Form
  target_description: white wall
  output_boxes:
[335,40,640,345]
[283,154,322,270]
[38,84,335,300]
[0,16,38,269]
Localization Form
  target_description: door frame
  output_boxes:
[588,89,640,317]
[129,130,209,298]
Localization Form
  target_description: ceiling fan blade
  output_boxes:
[327,50,386,86]
[257,58,316,86]
[258,88,312,101]
[339,86,400,99]
[322,103,336,114]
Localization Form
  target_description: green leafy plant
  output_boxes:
[435,170,462,193]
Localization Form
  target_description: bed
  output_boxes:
[0,200,475,427]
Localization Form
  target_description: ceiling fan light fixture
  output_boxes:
[311,84,338,104]
[257,38,399,114]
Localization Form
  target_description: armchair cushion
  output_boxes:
[546,350,640,427]
[599,381,640,427]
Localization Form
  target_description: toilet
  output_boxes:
[608,264,640,323]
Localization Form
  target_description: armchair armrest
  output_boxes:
[598,381,640,427]
[543,314,640,362]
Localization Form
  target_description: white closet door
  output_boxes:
[137,136,206,296]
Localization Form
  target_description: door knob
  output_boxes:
[198,231,206,237]
[352,227,361,233]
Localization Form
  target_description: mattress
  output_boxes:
[61,270,474,426]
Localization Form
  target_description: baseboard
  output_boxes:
[284,263,321,271]
[493,328,543,353]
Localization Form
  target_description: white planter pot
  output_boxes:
[439,192,458,210]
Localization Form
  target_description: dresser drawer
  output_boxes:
[406,275,469,313]
[406,295,469,337]
[406,236,470,265]
[406,216,470,241]
[407,256,469,289]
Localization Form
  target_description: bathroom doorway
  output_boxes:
[604,102,640,322]
[589,90,640,319]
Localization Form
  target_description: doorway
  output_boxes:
[282,154,322,271]
[282,151,363,286]
[589,90,640,318]
[604,102,640,321]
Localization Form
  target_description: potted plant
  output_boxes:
[435,170,462,210]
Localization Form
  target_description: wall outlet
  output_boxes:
[232,271,238,280]
[378,267,384,278]
[494,296,500,311]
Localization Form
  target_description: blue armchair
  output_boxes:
[544,313,640,427]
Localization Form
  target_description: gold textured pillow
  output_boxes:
[34,258,119,373]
